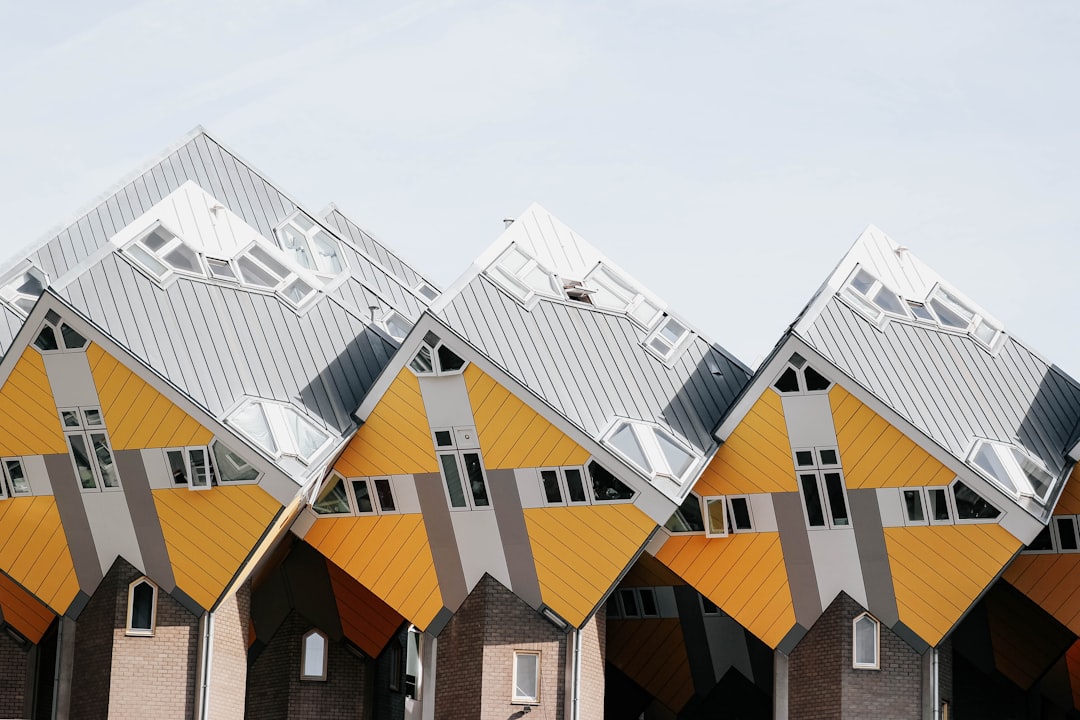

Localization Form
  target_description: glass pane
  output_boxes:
[281,278,314,305]
[803,366,831,391]
[212,441,259,482]
[952,481,1000,520]
[609,424,650,472]
[437,345,465,373]
[68,435,97,489]
[649,337,672,356]
[302,632,326,678]
[313,476,351,514]
[35,326,59,352]
[1057,517,1078,551]
[162,244,201,274]
[284,407,329,461]
[639,588,658,616]
[1011,448,1053,498]
[705,498,727,535]
[236,256,278,288]
[929,488,950,521]
[909,302,934,321]
[801,474,825,527]
[850,270,875,294]
[619,589,639,617]
[730,497,752,530]
[61,410,81,428]
[90,433,119,488]
[188,448,211,488]
[373,478,396,512]
[541,470,563,504]
[312,232,344,273]
[463,453,488,507]
[167,449,188,484]
[127,244,170,278]
[659,318,688,346]
[522,264,554,295]
[142,228,173,251]
[972,444,1016,493]
[250,247,289,279]
[384,313,410,341]
[130,582,155,631]
[231,403,277,453]
[514,653,538,700]
[1028,525,1053,551]
[823,472,848,526]
[61,324,87,349]
[410,346,433,374]
[500,247,529,274]
[294,215,315,232]
[564,468,587,503]
[774,367,800,393]
[818,448,838,466]
[417,283,439,301]
[588,461,634,501]
[440,454,467,508]
[872,287,908,316]
[277,225,315,270]
[665,494,704,533]
[795,450,814,467]
[434,430,453,447]
[929,298,968,329]
[207,259,236,280]
[654,430,694,478]
[5,460,29,494]
[854,616,877,666]
[83,408,102,426]
[974,320,997,344]
[903,490,924,522]
[352,479,374,513]
[13,270,44,297]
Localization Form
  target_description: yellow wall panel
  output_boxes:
[463,365,591,469]
[334,369,438,477]
[0,571,55,644]
[0,496,79,614]
[655,532,795,649]
[608,619,695,713]
[326,559,404,657]
[0,349,67,456]
[695,391,797,496]
[306,514,442,630]
[831,384,954,488]
[1054,465,1080,515]
[152,485,279,610]
[86,344,213,450]
[1005,554,1080,636]
[884,524,1019,646]
[524,504,655,627]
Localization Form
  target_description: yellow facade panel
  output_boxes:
[884,524,1020,646]
[1054,466,1080,515]
[0,497,79,613]
[696,391,798,496]
[523,504,654,627]
[1005,555,1080,635]
[0,349,67,456]
[655,532,794,649]
[0,571,55,644]
[153,485,279,611]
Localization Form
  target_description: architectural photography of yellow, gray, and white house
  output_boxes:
[0,126,1078,719]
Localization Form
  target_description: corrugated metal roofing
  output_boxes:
[438,273,750,454]
[322,206,437,298]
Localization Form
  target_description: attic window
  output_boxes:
[408,341,467,376]
[488,245,560,303]
[603,420,697,484]
[772,354,832,394]
[274,214,346,276]
[585,265,662,327]
[0,265,47,317]
[645,315,691,360]
[126,225,204,280]
[33,314,87,354]
[415,282,439,302]
[227,400,332,464]
[969,439,1055,503]
[381,311,411,341]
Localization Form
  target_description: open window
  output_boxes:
[841,268,909,323]
[274,213,346,276]
[0,264,47,317]
[126,577,158,636]
[584,264,662,327]
[969,439,1056,504]
[227,400,332,464]
[488,245,561,303]
[512,650,541,704]
[604,420,698,485]
[313,473,353,515]
[300,629,328,681]
[852,613,880,670]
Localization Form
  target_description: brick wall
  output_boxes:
[577,610,605,719]
[69,558,199,720]
[245,609,367,719]
[371,625,407,720]
[206,582,250,719]
[433,579,485,720]
[0,625,30,717]
[790,593,922,720]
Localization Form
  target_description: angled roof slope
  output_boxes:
[792,226,1080,516]
[433,204,751,466]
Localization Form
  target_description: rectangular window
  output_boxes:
[902,488,927,525]
[373,478,397,513]
[64,407,121,493]
[538,467,592,506]
[434,427,491,511]
[928,488,952,524]
[645,315,691,360]
[728,496,754,531]
[1,458,30,497]
[512,651,540,704]
[1056,516,1079,552]
[618,588,639,618]
[165,447,216,490]
[703,497,728,537]
[793,447,850,530]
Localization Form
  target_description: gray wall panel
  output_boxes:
[44,453,104,593]
[114,450,176,592]
[413,472,468,609]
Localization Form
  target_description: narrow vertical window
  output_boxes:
[800,474,826,527]
[405,626,422,699]
[704,497,728,537]
[301,629,328,681]
[512,651,540,703]
[852,613,880,669]
[126,578,158,636]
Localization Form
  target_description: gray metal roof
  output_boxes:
[438,273,750,455]
[322,205,438,297]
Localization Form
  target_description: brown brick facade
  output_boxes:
[0,624,31,718]
[789,593,923,720]
[206,582,250,719]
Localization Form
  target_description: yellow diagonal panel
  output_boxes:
[152,485,280,610]
[608,619,694,713]
[654,532,795,648]
[86,344,212,450]
[884,523,1020,646]
[463,365,591,469]
[0,496,79,614]
[523,504,654,627]
[335,369,438,476]
[1053,465,1080,515]
[0,571,55,644]
[0,348,67,456]
[695,390,797,496]
[830,384,955,489]
[305,514,442,630]
[1004,554,1080,636]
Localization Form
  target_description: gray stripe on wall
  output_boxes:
[773,492,823,627]
[413,472,468,611]
[848,489,899,626]
[487,469,543,609]
[114,450,176,592]
[44,453,103,593]
[673,585,715,694]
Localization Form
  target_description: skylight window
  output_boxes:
[603,420,698,484]
[646,316,692,361]
[408,340,467,376]
[273,214,345,276]
[415,281,439,302]
[127,225,205,280]
[0,265,47,317]
[585,265,662,327]
[772,354,832,395]
[227,400,333,464]
[488,246,561,303]
[969,439,1056,503]
[841,269,909,322]
[380,310,411,342]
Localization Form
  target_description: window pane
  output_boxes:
[61,410,81,428]
[384,313,410,341]
[514,653,539,701]
[250,247,289,279]
[541,470,563,504]
[90,433,119,488]
[5,460,29,494]
[312,231,344,273]
[130,582,155,631]
[410,346,434,374]
[1057,517,1078,551]
[730,497,752,530]
[82,408,102,426]
[1010,448,1053,498]
[302,631,326,678]
[207,258,236,280]
[854,616,877,666]
[903,490,924,522]
[872,287,908,316]
[803,366,831,391]
[823,472,848,526]
[929,488,950,521]
[818,448,838,466]
[231,403,277,453]
[665,494,704,533]
[850,270,875,294]
[35,326,58,351]
[167,449,188,484]
[142,228,173,251]
[127,245,170,278]
[800,474,825,527]
[61,323,87,349]
[705,498,727,535]
[281,278,314,305]
[1027,525,1053,551]
[773,367,800,393]
[952,481,1000,520]
[639,588,658,617]
[654,430,694,478]
[68,435,97,489]
[563,468,587,503]
[284,408,329,461]
[434,430,453,447]
[609,424,649,472]
[589,461,634,501]
[437,345,465,373]
[972,444,1016,493]
[795,450,814,467]
[440,455,467,508]
[212,441,260,483]
[619,588,639,617]
[188,448,212,488]
[463,453,489,507]
[352,480,374,513]
[313,476,351,514]
[277,225,315,270]
[162,244,201,274]
[236,256,279,288]
[929,298,968,329]
[373,478,396,512]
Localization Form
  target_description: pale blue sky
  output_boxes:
[1,1,1077,372]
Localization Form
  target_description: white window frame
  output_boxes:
[61,406,121,493]
[124,222,205,283]
[702,496,729,538]
[0,457,32,498]
[33,315,88,355]
[726,495,755,533]
[300,628,329,681]
[1052,515,1080,553]
[900,487,930,526]
[227,399,334,465]
[852,613,880,670]
[163,446,216,491]
[433,427,491,511]
[840,267,910,324]
[408,341,468,377]
[926,486,954,525]
[273,212,348,277]
[603,419,699,485]
[644,315,693,362]
[949,478,1003,524]
[126,577,158,637]
[968,438,1056,504]
[584,264,662,327]
[772,354,833,396]
[926,284,1002,349]
[512,650,541,704]
[312,472,354,516]
[380,309,411,342]
[414,281,439,303]
[793,446,850,530]
[488,245,561,305]
[537,466,591,507]
[210,440,261,484]
[0,263,48,318]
